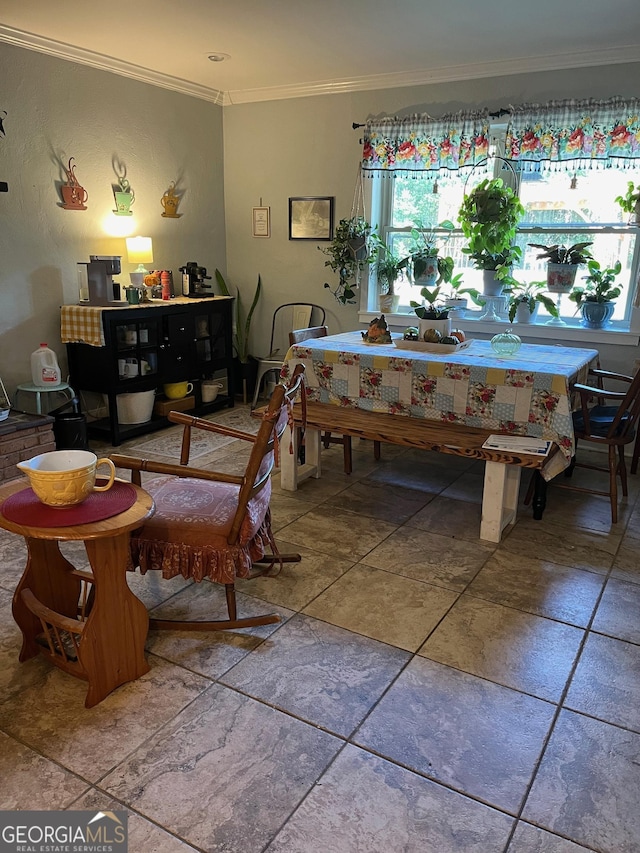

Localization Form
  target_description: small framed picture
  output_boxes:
[252,206,270,238]
[289,196,334,241]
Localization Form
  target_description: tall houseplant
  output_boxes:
[320,216,374,304]
[615,181,640,225]
[215,269,262,400]
[458,177,524,296]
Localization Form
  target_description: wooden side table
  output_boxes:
[0,479,154,708]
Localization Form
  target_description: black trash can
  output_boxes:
[50,397,89,451]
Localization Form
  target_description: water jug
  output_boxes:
[31,343,61,387]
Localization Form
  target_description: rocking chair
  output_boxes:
[111,364,305,631]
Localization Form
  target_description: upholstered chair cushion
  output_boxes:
[130,472,272,585]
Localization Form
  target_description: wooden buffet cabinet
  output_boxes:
[64,296,235,445]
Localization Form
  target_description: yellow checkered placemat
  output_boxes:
[60,305,105,347]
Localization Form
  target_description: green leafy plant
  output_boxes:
[458,178,524,277]
[375,242,410,295]
[503,279,559,322]
[528,242,593,265]
[319,216,375,304]
[569,260,622,305]
[410,285,450,320]
[615,181,640,214]
[408,219,456,282]
[215,268,262,362]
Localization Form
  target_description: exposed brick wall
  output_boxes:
[0,415,55,484]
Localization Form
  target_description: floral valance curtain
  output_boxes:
[505,98,640,171]
[361,110,490,177]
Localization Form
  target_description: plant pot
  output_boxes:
[418,317,451,338]
[444,297,467,321]
[413,258,439,288]
[348,236,368,261]
[580,301,615,329]
[547,264,578,292]
[378,293,400,313]
[233,356,259,403]
[514,301,540,324]
[482,270,503,297]
[629,200,640,226]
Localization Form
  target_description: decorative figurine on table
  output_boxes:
[361,314,393,344]
[60,158,88,210]
[161,182,182,218]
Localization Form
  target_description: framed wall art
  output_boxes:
[252,206,270,237]
[289,196,334,241]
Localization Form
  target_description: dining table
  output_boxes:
[279,331,599,540]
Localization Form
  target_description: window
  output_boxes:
[366,137,640,330]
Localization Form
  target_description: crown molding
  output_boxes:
[2,25,639,108]
[223,44,640,105]
[0,25,225,105]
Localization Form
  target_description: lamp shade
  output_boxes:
[126,236,154,269]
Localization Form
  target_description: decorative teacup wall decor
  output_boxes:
[60,158,88,210]
[161,182,182,218]
[113,175,134,216]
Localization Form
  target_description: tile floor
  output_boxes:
[2,410,640,852]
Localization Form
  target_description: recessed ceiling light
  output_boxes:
[207,53,230,62]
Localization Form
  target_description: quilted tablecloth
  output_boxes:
[281,332,598,469]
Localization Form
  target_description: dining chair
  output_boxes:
[525,365,640,523]
[288,324,381,475]
[110,365,306,631]
[251,303,326,408]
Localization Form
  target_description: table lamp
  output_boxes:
[126,236,153,286]
[127,236,153,273]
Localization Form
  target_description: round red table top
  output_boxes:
[0,480,137,528]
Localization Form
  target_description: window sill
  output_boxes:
[358,310,640,347]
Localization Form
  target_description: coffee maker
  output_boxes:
[179,262,213,298]
[78,256,127,306]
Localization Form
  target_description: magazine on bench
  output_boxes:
[482,435,552,456]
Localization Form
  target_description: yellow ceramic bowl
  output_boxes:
[163,381,193,400]
[17,450,116,507]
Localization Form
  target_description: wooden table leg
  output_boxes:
[81,533,149,708]
[280,424,322,491]
[480,462,521,543]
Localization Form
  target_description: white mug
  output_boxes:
[118,358,126,377]
[125,329,137,345]
[124,360,139,377]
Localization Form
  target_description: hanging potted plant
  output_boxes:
[528,242,593,292]
[615,181,640,225]
[320,216,375,304]
[375,241,409,313]
[569,259,622,329]
[407,219,456,287]
[458,178,524,296]
[504,279,559,324]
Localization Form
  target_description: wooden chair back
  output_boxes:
[288,325,329,346]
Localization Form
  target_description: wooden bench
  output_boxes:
[280,402,559,543]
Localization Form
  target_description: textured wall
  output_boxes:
[0,43,225,397]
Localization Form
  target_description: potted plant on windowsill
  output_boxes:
[407,219,456,287]
[504,279,559,323]
[615,181,640,225]
[410,285,453,337]
[440,273,482,319]
[568,259,622,329]
[458,178,524,296]
[528,242,593,292]
[375,242,409,313]
[320,216,375,305]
